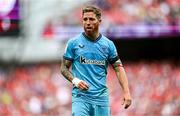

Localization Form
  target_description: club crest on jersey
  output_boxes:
[80,56,105,65]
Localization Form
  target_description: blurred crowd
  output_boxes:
[43,0,180,39]
[0,61,179,116]
[60,0,180,26]
[94,0,180,26]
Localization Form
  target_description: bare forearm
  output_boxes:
[115,67,130,94]
[60,59,74,83]
[60,59,89,90]
[113,62,132,109]
[61,67,73,82]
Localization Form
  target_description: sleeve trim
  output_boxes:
[63,56,74,61]
[109,56,119,64]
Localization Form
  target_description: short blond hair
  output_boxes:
[82,6,101,20]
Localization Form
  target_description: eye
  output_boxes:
[83,18,87,21]
[89,18,95,21]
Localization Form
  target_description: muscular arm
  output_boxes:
[113,60,130,95]
[60,59,74,83]
[112,59,132,109]
[60,58,89,90]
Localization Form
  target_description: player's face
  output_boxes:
[83,12,101,35]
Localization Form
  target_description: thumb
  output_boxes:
[121,98,125,105]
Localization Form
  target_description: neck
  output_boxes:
[85,31,99,41]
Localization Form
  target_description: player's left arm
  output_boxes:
[112,59,132,109]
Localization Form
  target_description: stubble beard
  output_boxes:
[84,26,99,39]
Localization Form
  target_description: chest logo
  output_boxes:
[80,56,105,65]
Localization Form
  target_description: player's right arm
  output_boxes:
[60,58,74,82]
[60,58,89,90]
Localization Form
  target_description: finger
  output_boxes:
[124,102,130,109]
[121,98,125,105]
[83,81,89,87]
[124,104,130,109]
[78,82,89,90]
[81,84,89,90]
[124,100,132,109]
[78,84,86,90]
[81,81,89,89]
[78,82,84,89]
[124,103,131,109]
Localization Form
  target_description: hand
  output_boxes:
[72,78,89,90]
[77,81,89,90]
[122,93,132,109]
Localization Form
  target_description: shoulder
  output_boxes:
[67,33,82,45]
[100,34,115,46]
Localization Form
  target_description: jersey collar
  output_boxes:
[82,32,102,42]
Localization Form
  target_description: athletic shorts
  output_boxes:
[72,101,110,116]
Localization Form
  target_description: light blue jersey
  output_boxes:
[63,32,119,106]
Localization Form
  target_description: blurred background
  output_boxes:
[0,0,180,115]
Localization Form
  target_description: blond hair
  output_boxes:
[82,6,101,20]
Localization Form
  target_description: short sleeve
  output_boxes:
[108,41,119,64]
[63,39,75,61]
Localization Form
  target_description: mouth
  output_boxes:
[86,27,92,30]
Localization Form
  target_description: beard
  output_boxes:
[84,24,99,36]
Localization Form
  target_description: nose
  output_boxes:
[86,19,90,25]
